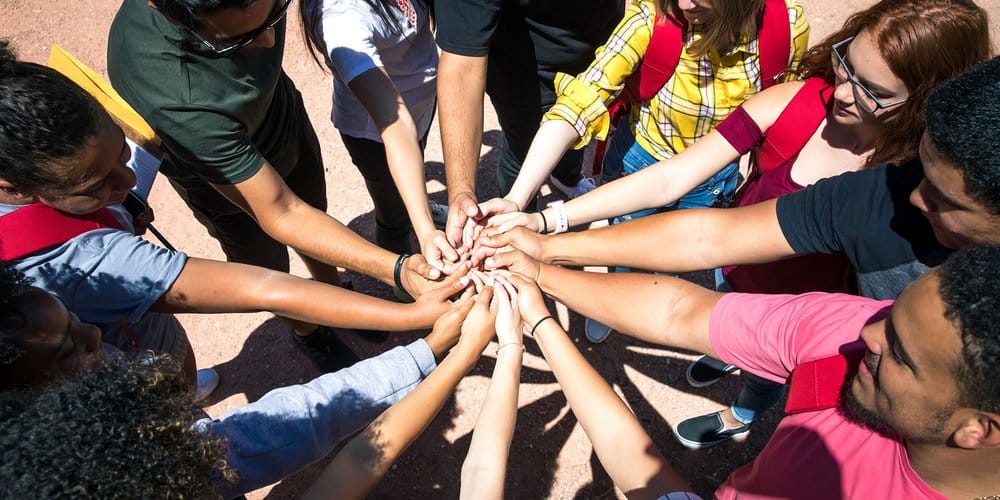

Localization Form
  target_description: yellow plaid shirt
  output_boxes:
[544,0,809,160]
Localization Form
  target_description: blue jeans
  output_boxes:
[600,124,741,225]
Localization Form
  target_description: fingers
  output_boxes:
[407,253,442,281]
[427,262,473,300]
[473,284,495,309]
[446,193,479,247]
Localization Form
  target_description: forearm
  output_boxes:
[535,263,719,356]
[155,258,431,330]
[305,343,482,499]
[505,120,581,209]
[542,200,794,271]
[533,321,689,498]
[264,198,397,284]
[459,349,522,500]
[438,53,486,200]
[381,120,437,238]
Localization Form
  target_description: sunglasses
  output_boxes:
[831,36,907,114]
[188,0,293,56]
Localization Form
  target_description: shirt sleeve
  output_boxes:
[541,1,654,148]
[782,0,809,80]
[151,105,265,185]
[17,229,188,325]
[320,3,382,84]
[434,0,503,57]
[709,292,893,383]
[202,340,437,497]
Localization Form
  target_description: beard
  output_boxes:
[838,378,900,439]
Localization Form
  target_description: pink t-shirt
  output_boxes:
[708,293,946,500]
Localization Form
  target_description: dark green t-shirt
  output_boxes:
[107,0,303,185]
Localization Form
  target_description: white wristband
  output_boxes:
[549,200,569,234]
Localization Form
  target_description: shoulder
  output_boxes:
[740,79,807,131]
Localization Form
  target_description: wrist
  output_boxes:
[449,189,476,204]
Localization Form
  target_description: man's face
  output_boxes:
[35,117,136,215]
[846,273,965,443]
[910,132,1000,249]
[2,288,104,389]
[190,0,285,54]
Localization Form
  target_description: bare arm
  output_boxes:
[507,274,690,499]
[152,258,470,330]
[502,120,583,210]
[304,289,498,499]
[460,280,522,500]
[349,68,457,267]
[438,51,488,245]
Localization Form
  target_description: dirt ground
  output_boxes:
[3,2,998,498]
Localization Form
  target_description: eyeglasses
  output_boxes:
[188,0,293,56]
[831,36,907,114]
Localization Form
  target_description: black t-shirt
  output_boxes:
[435,0,623,107]
[776,160,950,300]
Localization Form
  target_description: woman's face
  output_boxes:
[35,117,136,215]
[676,0,714,25]
[830,29,910,127]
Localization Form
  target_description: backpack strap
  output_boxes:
[755,77,833,174]
[0,202,126,261]
[784,341,866,415]
[757,0,792,90]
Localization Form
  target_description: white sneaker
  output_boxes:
[194,368,220,402]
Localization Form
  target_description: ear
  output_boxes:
[952,411,1000,449]
[0,177,37,204]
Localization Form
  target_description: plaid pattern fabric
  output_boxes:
[545,0,809,160]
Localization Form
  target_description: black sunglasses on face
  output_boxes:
[188,0,293,56]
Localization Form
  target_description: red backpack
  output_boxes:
[784,342,866,414]
[0,203,125,261]
[593,0,792,174]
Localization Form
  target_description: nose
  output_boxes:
[250,27,277,49]
[110,162,138,195]
[75,323,104,368]
[677,0,698,10]
[833,79,856,108]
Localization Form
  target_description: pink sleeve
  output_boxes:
[714,105,764,155]
[709,293,894,383]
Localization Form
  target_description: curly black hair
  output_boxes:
[0,263,33,367]
[937,244,1000,414]
[0,355,236,498]
[925,56,1000,216]
[0,40,107,195]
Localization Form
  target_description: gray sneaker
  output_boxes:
[584,317,613,343]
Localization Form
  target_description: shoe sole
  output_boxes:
[685,357,739,388]
[671,424,751,450]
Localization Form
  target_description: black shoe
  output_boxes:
[672,411,751,449]
[685,355,739,388]
[293,326,361,373]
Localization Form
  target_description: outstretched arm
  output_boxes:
[507,274,691,499]
[304,287,499,499]
[460,278,523,500]
[349,67,459,271]
[154,258,472,331]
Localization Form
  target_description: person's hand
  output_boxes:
[504,272,551,332]
[411,269,476,327]
[491,275,522,346]
[131,205,156,236]
[482,247,542,283]
[457,286,498,355]
[486,210,542,235]
[424,286,478,357]
[471,226,545,267]
[399,254,448,299]
[418,229,462,274]
[445,191,482,248]
[476,197,520,221]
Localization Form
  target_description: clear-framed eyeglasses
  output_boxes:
[831,36,908,114]
[187,0,293,56]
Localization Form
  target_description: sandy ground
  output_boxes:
[3,1,999,498]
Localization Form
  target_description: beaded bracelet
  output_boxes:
[530,315,556,336]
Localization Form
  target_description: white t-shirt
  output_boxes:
[304,0,437,141]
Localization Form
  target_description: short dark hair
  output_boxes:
[0,355,236,497]
[937,243,1000,414]
[0,40,107,195]
[925,56,1000,215]
[150,0,256,30]
[0,263,32,367]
